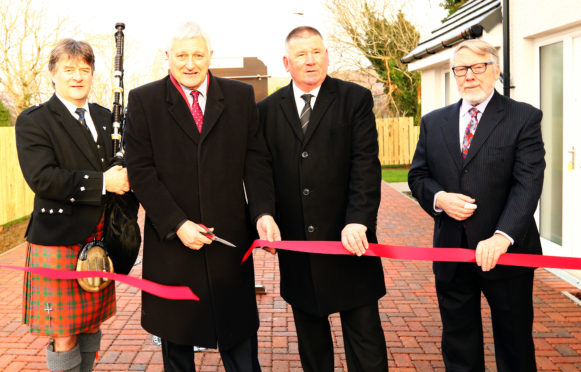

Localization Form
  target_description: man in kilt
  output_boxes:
[15,39,130,372]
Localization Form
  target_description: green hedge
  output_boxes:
[0,101,10,126]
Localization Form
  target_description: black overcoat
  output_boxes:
[257,76,385,317]
[16,95,112,245]
[408,91,546,282]
[124,74,274,349]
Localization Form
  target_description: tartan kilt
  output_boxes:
[23,215,116,336]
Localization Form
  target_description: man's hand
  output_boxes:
[104,165,130,195]
[176,220,213,250]
[436,192,476,221]
[475,234,510,271]
[341,223,368,256]
[256,215,281,255]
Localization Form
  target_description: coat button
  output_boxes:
[41,208,46,213]
[70,198,76,203]
[303,188,310,196]
[49,209,54,214]
[307,225,315,233]
[301,151,309,159]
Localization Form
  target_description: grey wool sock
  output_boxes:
[78,330,102,372]
[46,343,82,372]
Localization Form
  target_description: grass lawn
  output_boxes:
[381,167,409,183]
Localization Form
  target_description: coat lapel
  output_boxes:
[278,83,303,142]
[165,77,200,144]
[47,95,101,170]
[200,73,225,143]
[441,100,463,172]
[89,103,112,161]
[304,76,335,145]
[462,91,505,167]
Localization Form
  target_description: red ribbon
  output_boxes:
[0,265,199,301]
[6,240,579,303]
[243,240,581,270]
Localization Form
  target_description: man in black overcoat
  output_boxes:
[124,22,278,372]
[257,26,387,372]
[408,39,545,371]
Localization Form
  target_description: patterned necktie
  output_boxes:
[461,107,479,160]
[300,94,313,134]
[75,108,91,133]
[190,90,203,133]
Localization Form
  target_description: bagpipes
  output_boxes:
[76,23,141,291]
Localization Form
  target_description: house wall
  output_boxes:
[409,0,581,114]
[510,0,581,107]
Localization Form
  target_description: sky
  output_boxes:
[38,0,447,78]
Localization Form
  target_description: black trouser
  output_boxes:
[161,334,261,372]
[292,302,388,372]
[435,263,536,372]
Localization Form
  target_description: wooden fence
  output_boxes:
[0,127,34,225]
[0,118,419,224]
[376,117,419,166]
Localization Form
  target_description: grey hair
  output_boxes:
[451,39,499,66]
[167,22,212,52]
[284,26,325,56]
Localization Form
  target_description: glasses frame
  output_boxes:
[451,61,494,77]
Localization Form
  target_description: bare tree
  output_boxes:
[326,0,421,121]
[0,0,70,123]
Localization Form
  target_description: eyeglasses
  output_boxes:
[451,62,494,77]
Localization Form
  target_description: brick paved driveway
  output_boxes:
[1,182,580,371]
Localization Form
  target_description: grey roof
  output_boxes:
[402,0,501,63]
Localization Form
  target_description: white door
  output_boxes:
[538,33,581,258]
[563,36,581,256]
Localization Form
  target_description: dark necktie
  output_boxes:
[75,107,91,133]
[191,90,203,133]
[300,94,313,134]
[461,107,479,160]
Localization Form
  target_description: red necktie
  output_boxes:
[461,107,479,160]
[190,90,203,133]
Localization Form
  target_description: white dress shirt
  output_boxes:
[55,92,98,142]
[292,81,321,115]
[179,75,209,114]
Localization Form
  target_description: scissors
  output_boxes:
[198,224,237,248]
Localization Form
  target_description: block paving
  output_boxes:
[1,182,580,371]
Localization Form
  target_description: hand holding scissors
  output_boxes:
[198,224,237,247]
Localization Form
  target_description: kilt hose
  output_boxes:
[23,215,116,337]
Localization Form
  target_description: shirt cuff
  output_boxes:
[494,230,514,245]
[102,174,106,195]
[433,191,444,213]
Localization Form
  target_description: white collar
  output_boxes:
[292,81,321,102]
[180,74,209,97]
[460,91,494,116]
[55,92,90,116]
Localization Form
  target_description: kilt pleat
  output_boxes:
[23,216,116,336]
